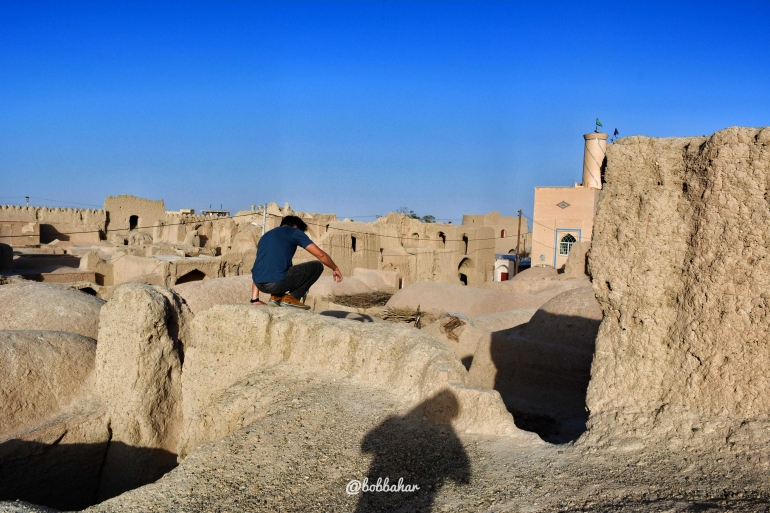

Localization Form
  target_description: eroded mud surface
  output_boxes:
[71,376,770,513]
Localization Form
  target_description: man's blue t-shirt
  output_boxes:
[251,226,313,283]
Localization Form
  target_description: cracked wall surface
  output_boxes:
[585,126,770,451]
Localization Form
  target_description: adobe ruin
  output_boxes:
[2,127,770,511]
[1,194,502,295]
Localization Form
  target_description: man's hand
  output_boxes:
[332,268,343,283]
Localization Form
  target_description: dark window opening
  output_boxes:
[438,232,446,246]
[459,273,468,285]
[351,236,357,252]
[462,235,468,255]
[501,229,506,238]
[129,215,139,231]
[175,269,206,285]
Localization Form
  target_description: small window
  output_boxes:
[500,229,506,238]
[351,236,357,252]
[438,232,446,246]
[129,215,139,231]
[559,234,577,256]
[462,235,468,255]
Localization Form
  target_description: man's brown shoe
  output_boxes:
[280,294,311,310]
[268,294,283,307]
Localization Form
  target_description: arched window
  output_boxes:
[500,229,506,238]
[559,234,577,256]
[129,215,139,231]
[462,235,468,255]
[351,236,357,252]
[437,232,446,247]
[458,258,472,286]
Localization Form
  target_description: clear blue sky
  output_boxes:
[2,1,769,223]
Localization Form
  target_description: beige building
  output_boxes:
[0,205,105,245]
[1,195,495,291]
[104,195,166,236]
[461,211,531,257]
[531,132,606,269]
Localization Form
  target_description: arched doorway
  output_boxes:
[129,215,139,231]
[458,257,472,286]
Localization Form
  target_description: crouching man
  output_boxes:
[250,215,342,309]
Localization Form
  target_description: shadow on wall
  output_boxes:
[0,439,177,510]
[489,312,601,444]
[39,224,70,243]
[355,389,471,513]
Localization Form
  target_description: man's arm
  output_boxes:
[304,243,343,282]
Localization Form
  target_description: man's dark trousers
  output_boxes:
[256,261,324,300]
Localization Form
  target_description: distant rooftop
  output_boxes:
[200,209,231,217]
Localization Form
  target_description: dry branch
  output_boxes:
[329,291,393,309]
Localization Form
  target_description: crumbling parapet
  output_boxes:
[95,284,190,499]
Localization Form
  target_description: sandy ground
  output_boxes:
[39,373,765,513]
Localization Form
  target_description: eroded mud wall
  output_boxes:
[586,127,770,450]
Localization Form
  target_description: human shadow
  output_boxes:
[487,311,600,443]
[318,310,376,322]
[355,389,471,512]
[0,438,177,510]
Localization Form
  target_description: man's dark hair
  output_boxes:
[280,215,308,232]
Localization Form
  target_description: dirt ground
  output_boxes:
[53,372,769,513]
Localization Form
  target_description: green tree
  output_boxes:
[396,207,435,223]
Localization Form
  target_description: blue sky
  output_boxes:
[2,1,769,223]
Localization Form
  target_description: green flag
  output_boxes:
[596,118,603,127]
